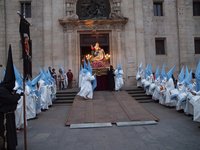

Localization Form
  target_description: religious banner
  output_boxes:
[19,16,32,79]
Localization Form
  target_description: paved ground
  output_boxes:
[16,101,200,150]
[66,91,158,125]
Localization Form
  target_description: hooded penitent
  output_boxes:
[161,64,167,80]
[155,66,160,79]
[178,66,185,83]
[0,45,16,92]
[195,61,200,92]
[167,65,176,80]
[0,44,21,150]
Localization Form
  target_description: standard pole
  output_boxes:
[23,77,27,150]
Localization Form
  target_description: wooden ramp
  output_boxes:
[65,91,159,128]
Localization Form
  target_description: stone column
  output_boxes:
[64,29,79,86]
[43,0,53,67]
[52,0,65,69]
[134,0,145,67]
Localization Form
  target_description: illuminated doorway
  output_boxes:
[80,33,110,66]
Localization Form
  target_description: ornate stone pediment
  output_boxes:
[59,0,128,30]
[59,17,128,30]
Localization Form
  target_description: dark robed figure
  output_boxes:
[0,45,21,150]
[107,65,115,91]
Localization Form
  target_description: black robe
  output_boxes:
[0,87,20,150]
[107,68,115,91]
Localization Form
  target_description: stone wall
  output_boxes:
[0,0,200,87]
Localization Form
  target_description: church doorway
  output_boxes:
[80,32,110,90]
[80,33,109,64]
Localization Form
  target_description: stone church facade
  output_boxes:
[0,0,200,87]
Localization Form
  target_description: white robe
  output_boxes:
[77,72,95,99]
[25,85,37,120]
[176,83,187,111]
[15,96,25,129]
[39,80,49,110]
[152,78,161,100]
[164,78,176,106]
[136,69,143,87]
[114,69,124,91]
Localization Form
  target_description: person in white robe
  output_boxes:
[25,80,37,120]
[188,61,200,122]
[77,69,95,99]
[114,65,124,91]
[158,77,167,105]
[176,82,187,111]
[14,81,25,129]
[164,66,176,106]
[149,67,159,95]
[136,63,143,87]
[185,83,196,115]
[152,76,161,100]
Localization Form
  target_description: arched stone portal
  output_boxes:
[59,0,128,88]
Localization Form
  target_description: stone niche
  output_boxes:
[58,0,128,86]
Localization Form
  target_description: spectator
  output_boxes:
[57,68,64,90]
[52,68,57,85]
[67,69,73,88]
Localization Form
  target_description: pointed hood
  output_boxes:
[161,64,167,80]
[32,73,42,86]
[195,61,200,91]
[148,64,152,76]
[184,70,192,86]
[155,66,160,79]
[87,61,93,74]
[138,63,143,71]
[117,64,122,70]
[145,64,149,78]
[178,66,185,83]
[167,65,176,80]
[185,66,189,80]
[83,59,87,70]
[0,45,16,92]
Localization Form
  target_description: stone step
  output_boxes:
[129,93,149,97]
[127,91,145,94]
[137,100,154,103]
[53,100,74,104]
[126,88,144,92]
[56,94,77,97]
[134,96,152,100]
[56,91,78,94]
[55,97,75,100]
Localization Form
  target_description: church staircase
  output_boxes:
[126,87,154,103]
[53,87,153,104]
[53,89,79,104]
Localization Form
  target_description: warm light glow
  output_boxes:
[85,54,92,60]
[105,54,111,60]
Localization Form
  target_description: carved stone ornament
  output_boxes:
[60,0,128,30]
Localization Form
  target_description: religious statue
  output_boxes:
[91,42,105,62]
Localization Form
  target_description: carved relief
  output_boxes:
[60,0,128,30]
[76,0,111,20]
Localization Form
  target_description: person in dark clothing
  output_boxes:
[67,69,73,89]
[48,66,53,77]
[107,65,115,91]
[0,45,21,150]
